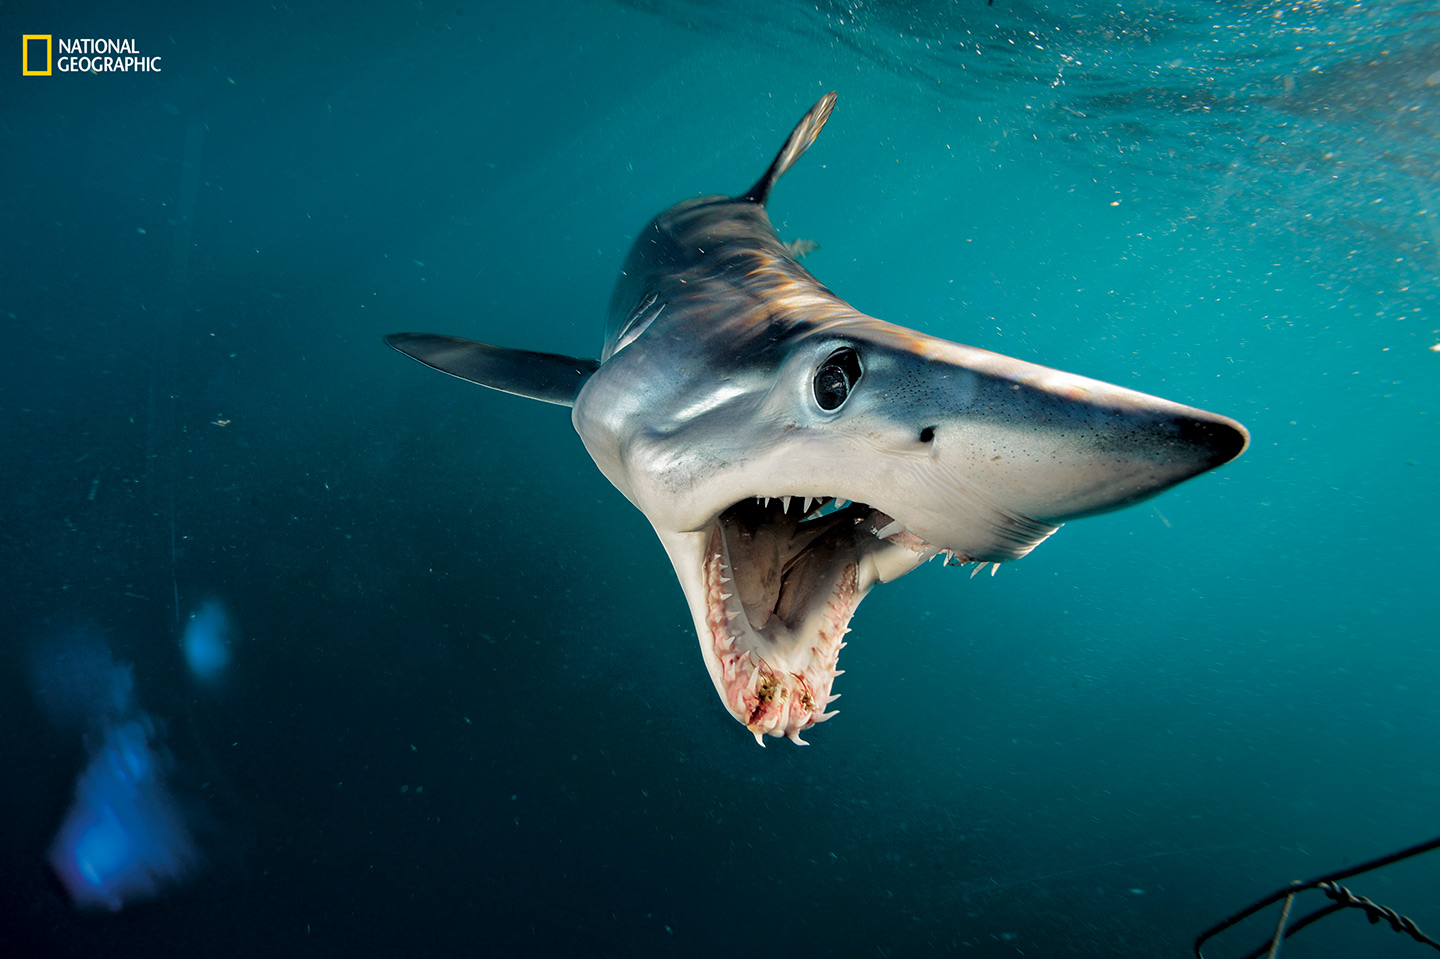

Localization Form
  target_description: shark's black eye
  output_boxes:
[813,348,862,411]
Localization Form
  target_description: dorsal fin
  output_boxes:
[742,91,837,206]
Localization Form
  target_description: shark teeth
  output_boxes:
[700,495,995,744]
[702,523,855,746]
[744,494,991,570]
[873,519,906,539]
[752,494,842,520]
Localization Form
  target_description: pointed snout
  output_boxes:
[835,322,1249,559]
[1175,411,1250,475]
[1017,398,1249,523]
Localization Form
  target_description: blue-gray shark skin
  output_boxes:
[387,93,1248,745]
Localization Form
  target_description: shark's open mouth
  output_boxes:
[699,495,944,745]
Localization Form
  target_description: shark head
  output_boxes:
[387,92,1248,745]
[572,284,1246,745]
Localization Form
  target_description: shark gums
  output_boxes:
[388,93,1248,745]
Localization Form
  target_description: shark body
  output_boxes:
[388,93,1248,745]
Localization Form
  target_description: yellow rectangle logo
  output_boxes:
[23,34,51,75]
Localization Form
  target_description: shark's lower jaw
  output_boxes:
[697,496,942,746]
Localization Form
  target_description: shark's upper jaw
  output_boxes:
[667,494,946,745]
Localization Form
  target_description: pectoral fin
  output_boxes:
[385,333,598,407]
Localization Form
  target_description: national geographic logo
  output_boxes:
[23,35,162,75]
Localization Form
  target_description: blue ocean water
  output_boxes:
[3,1,1437,956]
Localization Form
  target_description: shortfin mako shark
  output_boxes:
[387,93,1248,746]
